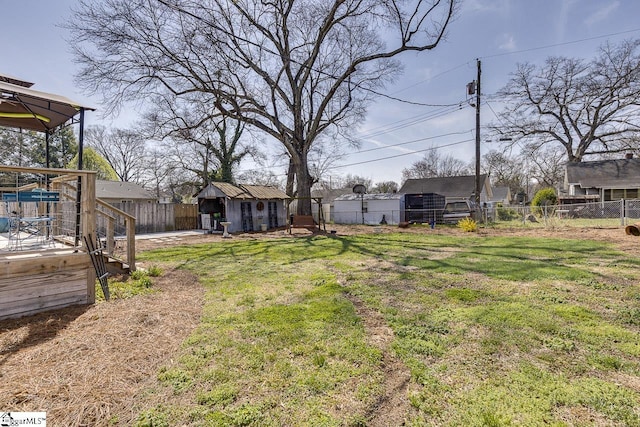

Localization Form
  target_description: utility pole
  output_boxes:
[474,59,481,216]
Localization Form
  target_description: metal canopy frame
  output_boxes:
[0,73,96,245]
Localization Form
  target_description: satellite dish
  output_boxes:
[352,184,367,195]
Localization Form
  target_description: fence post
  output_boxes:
[621,199,625,226]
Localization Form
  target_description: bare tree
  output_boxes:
[67,0,456,214]
[145,93,258,185]
[86,126,148,183]
[493,39,640,163]
[521,143,566,190]
[371,180,399,193]
[236,167,284,188]
[144,147,180,200]
[340,174,374,191]
[402,146,470,181]
[482,149,527,199]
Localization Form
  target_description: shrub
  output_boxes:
[497,206,519,221]
[457,217,477,232]
[531,188,558,216]
[148,265,163,277]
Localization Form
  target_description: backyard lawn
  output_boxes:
[132,231,640,426]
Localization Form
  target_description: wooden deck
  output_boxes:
[0,166,99,320]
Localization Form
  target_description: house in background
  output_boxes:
[96,180,157,204]
[333,192,404,225]
[196,182,289,233]
[560,155,640,204]
[490,186,513,206]
[399,175,492,223]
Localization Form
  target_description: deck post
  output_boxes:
[81,172,97,303]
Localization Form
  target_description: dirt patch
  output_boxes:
[346,295,416,426]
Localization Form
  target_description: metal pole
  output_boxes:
[75,108,85,247]
[474,59,481,215]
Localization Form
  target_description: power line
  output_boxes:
[480,27,640,60]
[235,133,476,176]
[327,138,475,170]
[362,88,466,107]
[356,130,473,154]
[355,103,468,139]
[373,28,640,102]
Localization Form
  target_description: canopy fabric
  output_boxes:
[0,78,95,133]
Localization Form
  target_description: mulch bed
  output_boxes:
[0,268,204,426]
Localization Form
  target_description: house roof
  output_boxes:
[399,175,490,198]
[197,182,289,200]
[566,158,640,189]
[96,180,156,200]
[311,187,353,203]
[490,186,511,202]
[0,74,95,132]
[334,192,404,202]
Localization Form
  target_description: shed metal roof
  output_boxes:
[197,182,289,200]
[334,192,404,202]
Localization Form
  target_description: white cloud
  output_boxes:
[584,1,620,26]
[498,33,517,51]
[464,0,510,13]
[554,0,578,41]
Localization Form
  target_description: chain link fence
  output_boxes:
[488,200,627,228]
[327,200,640,228]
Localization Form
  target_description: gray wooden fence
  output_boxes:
[103,202,199,234]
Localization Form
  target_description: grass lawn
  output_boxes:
[136,232,640,426]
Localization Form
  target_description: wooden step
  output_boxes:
[101,254,131,275]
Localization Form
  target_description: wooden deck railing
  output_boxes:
[1,167,136,272]
[96,198,136,271]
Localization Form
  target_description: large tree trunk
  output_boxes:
[290,151,313,215]
[286,158,295,198]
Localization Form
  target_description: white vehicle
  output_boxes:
[442,200,475,223]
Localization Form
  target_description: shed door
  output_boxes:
[241,202,253,232]
[268,201,278,228]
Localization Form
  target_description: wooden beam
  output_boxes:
[0,164,95,176]
[49,174,78,183]
[0,183,39,192]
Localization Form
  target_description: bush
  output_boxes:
[531,188,558,216]
[457,217,477,232]
[497,206,519,221]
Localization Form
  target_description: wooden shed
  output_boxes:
[196,183,289,233]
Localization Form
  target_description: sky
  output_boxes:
[3,0,640,186]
